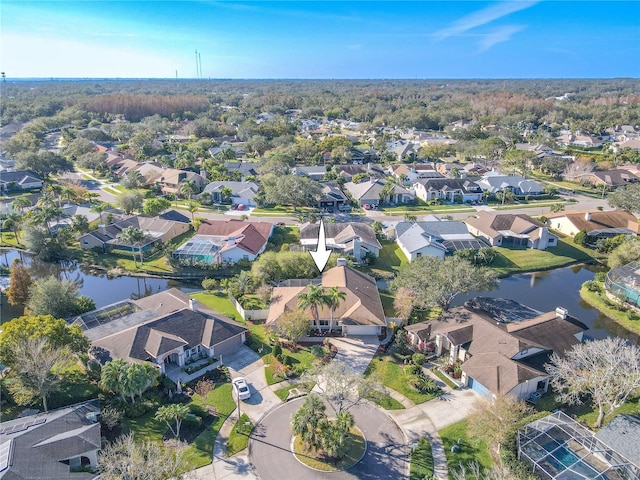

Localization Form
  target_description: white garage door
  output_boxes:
[344,325,379,336]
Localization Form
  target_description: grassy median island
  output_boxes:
[438,419,493,475]
[410,437,434,480]
[226,413,253,456]
[292,426,366,471]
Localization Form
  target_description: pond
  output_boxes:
[2,248,637,343]
[454,263,638,343]
[0,249,200,323]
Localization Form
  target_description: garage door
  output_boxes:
[468,376,490,397]
[344,325,379,336]
[213,335,244,356]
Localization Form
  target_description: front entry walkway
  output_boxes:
[165,358,222,384]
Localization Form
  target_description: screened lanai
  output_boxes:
[518,411,640,480]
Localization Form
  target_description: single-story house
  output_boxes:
[392,220,486,260]
[0,170,43,192]
[0,400,101,479]
[200,181,259,206]
[291,166,328,181]
[570,169,640,188]
[299,222,382,259]
[413,178,483,203]
[546,209,639,239]
[223,161,259,181]
[335,163,386,182]
[410,299,587,400]
[78,211,191,252]
[318,183,349,211]
[172,219,273,265]
[343,178,415,206]
[387,140,418,161]
[266,259,387,336]
[476,172,544,195]
[76,289,247,378]
[466,211,558,250]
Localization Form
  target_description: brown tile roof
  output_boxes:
[427,306,586,396]
[266,265,386,326]
[466,211,544,237]
[197,220,273,255]
[546,209,639,234]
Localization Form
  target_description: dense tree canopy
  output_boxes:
[26,276,95,319]
[391,256,497,311]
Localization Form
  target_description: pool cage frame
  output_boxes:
[518,411,640,480]
[605,261,640,309]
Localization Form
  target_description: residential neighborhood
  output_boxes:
[1,77,640,480]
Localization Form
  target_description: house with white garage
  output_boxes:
[266,259,387,336]
[413,178,483,203]
[391,220,486,261]
[476,172,544,196]
[299,222,382,260]
[409,298,587,400]
[0,170,43,192]
[74,288,248,381]
[200,181,260,206]
[343,178,415,206]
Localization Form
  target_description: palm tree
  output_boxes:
[291,394,326,450]
[91,202,110,225]
[186,200,200,222]
[219,186,233,204]
[324,286,346,331]
[3,213,23,244]
[179,179,198,200]
[34,203,64,237]
[371,220,383,235]
[297,284,328,333]
[60,185,78,205]
[45,183,63,207]
[116,226,147,267]
[11,196,32,214]
[84,192,100,204]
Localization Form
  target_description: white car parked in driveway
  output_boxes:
[232,377,251,400]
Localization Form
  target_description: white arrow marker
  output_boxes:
[310,218,332,273]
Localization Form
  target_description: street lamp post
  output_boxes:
[236,389,241,433]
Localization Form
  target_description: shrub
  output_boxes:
[412,353,426,365]
[183,413,202,427]
[573,229,588,246]
[202,278,218,291]
[272,343,282,359]
[584,280,602,293]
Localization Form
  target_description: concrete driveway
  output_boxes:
[223,346,282,423]
[330,336,380,375]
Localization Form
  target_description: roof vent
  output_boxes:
[336,258,347,267]
[555,307,568,319]
[585,212,591,221]
[189,298,199,312]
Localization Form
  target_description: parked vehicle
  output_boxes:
[232,377,251,400]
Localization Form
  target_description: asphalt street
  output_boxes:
[249,397,408,480]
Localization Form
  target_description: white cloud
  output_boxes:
[478,25,525,51]
[434,0,539,40]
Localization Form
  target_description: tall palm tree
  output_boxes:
[297,284,328,332]
[11,196,32,214]
[34,203,64,237]
[45,183,64,207]
[60,185,78,205]
[324,286,346,331]
[291,394,326,450]
[116,226,147,267]
[3,213,23,244]
[179,179,198,200]
[91,202,109,225]
[186,200,200,222]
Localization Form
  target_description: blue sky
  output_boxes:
[1,1,639,79]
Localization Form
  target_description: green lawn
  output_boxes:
[273,382,314,402]
[183,383,236,468]
[226,413,253,456]
[439,419,493,477]
[490,237,600,276]
[432,368,458,390]
[379,290,397,317]
[366,390,405,410]
[410,437,434,480]
[365,355,440,404]
[580,285,640,336]
[373,240,408,275]
[0,231,21,247]
[191,292,239,319]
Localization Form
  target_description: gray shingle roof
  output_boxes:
[595,414,640,467]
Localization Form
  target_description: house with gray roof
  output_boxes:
[223,161,258,180]
[390,220,485,261]
[413,178,483,203]
[0,400,101,479]
[476,172,544,195]
[78,211,190,253]
[343,178,414,206]
[595,414,640,470]
[201,181,259,206]
[75,288,247,381]
[299,222,381,260]
[466,211,558,250]
[318,183,349,211]
[291,165,328,181]
[0,170,43,192]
